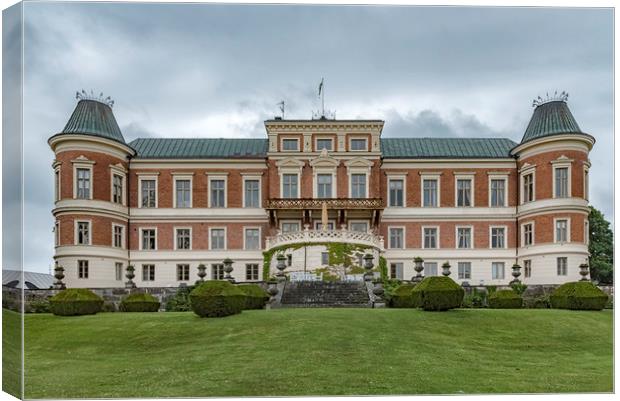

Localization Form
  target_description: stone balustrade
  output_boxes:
[265,228,384,251]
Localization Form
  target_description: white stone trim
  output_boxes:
[139,227,158,251]
[243,226,262,250]
[488,225,508,249]
[519,165,536,205]
[207,174,228,208]
[455,225,473,249]
[584,218,590,245]
[313,170,337,198]
[551,156,572,199]
[454,174,475,207]
[50,135,135,160]
[421,225,440,249]
[109,164,127,206]
[387,226,406,249]
[129,207,268,221]
[173,175,193,208]
[74,219,92,246]
[583,165,590,201]
[111,223,125,249]
[242,175,262,208]
[314,136,334,152]
[381,206,516,220]
[208,226,227,250]
[72,157,94,200]
[521,221,535,247]
[348,136,368,151]
[54,163,62,202]
[173,226,193,250]
[280,136,300,152]
[420,173,441,208]
[517,197,589,218]
[487,174,508,207]
[387,174,407,207]
[553,217,571,243]
[138,175,159,209]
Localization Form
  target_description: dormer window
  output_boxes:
[282,138,299,151]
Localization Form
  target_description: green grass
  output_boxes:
[21,308,612,398]
[2,309,22,398]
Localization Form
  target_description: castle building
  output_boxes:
[49,93,594,288]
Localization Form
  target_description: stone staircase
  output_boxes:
[280,281,370,308]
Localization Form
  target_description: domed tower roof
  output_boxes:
[520,92,583,144]
[55,92,126,144]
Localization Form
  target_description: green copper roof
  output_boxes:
[381,137,517,159]
[521,101,582,144]
[130,138,269,159]
[59,99,126,144]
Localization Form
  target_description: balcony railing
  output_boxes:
[265,228,385,251]
[265,198,384,210]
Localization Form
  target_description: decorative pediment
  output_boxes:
[276,157,305,173]
[309,150,339,168]
[71,155,95,165]
[550,154,574,165]
[344,157,374,168]
[109,162,128,173]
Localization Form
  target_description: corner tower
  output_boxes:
[510,93,595,284]
[49,93,135,287]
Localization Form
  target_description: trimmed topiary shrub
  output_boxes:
[411,276,464,311]
[190,281,245,317]
[389,284,417,308]
[120,293,160,312]
[165,286,193,312]
[238,284,269,310]
[550,282,608,311]
[49,289,104,316]
[488,289,522,309]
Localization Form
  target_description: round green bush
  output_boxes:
[488,289,522,309]
[189,281,245,317]
[49,289,104,316]
[411,276,464,311]
[550,282,608,311]
[238,284,269,310]
[389,284,417,308]
[120,293,160,312]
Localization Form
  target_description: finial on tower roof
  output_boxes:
[75,89,115,108]
[532,90,569,108]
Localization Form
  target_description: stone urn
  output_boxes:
[363,253,375,281]
[510,263,522,285]
[196,263,207,283]
[223,258,235,283]
[412,257,424,283]
[125,265,137,289]
[267,281,279,305]
[372,278,385,304]
[276,253,287,282]
[441,262,451,277]
[579,263,590,281]
[53,263,66,290]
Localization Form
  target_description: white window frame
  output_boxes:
[455,225,473,249]
[420,173,441,207]
[457,262,472,280]
[524,259,532,278]
[552,164,572,199]
[424,261,439,277]
[112,223,125,249]
[177,264,191,282]
[74,220,92,246]
[489,225,507,249]
[73,161,94,200]
[314,171,336,198]
[54,221,60,247]
[349,137,368,152]
[109,164,127,206]
[583,164,590,201]
[281,172,300,199]
[139,227,158,251]
[388,226,406,249]
[245,263,260,281]
[280,220,301,232]
[315,137,334,151]
[349,172,368,199]
[115,262,124,281]
[553,217,571,243]
[209,227,227,250]
[314,220,336,230]
[348,220,369,233]
[174,226,192,250]
[519,165,536,205]
[207,173,228,208]
[585,219,590,245]
[172,173,194,209]
[77,260,89,279]
[389,261,404,280]
[137,173,159,208]
[280,137,300,152]
[242,173,263,208]
[557,257,568,276]
[521,222,535,247]
[387,175,407,207]
[491,262,505,280]
[454,173,475,207]
[488,174,508,207]
[421,226,440,249]
[54,163,62,202]
[243,227,262,250]
[142,264,156,282]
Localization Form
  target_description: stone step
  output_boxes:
[280,280,370,307]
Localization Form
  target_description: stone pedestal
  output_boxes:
[276,253,287,282]
[53,264,66,290]
[266,281,279,309]
[125,265,137,289]
[579,263,590,281]
[223,258,235,283]
[509,263,522,285]
[372,279,385,308]
[197,264,207,284]
[412,257,424,283]
[363,253,374,281]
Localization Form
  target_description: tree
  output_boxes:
[588,206,613,284]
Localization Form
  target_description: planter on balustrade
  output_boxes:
[125,265,137,289]
[363,253,375,281]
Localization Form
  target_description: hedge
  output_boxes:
[411,276,464,311]
[238,284,269,310]
[389,284,417,308]
[120,293,160,312]
[49,289,104,316]
[190,281,245,317]
[488,289,522,309]
[550,282,608,311]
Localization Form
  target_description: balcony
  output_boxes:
[265,228,385,251]
[265,198,384,210]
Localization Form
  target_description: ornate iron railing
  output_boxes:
[265,229,384,251]
[265,198,384,210]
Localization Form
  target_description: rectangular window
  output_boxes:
[555,219,568,243]
[246,264,259,281]
[142,229,156,250]
[112,174,123,204]
[457,227,472,249]
[142,264,155,281]
[523,223,533,246]
[456,179,472,207]
[115,262,123,281]
[113,225,123,248]
[177,264,190,281]
[585,220,590,245]
[315,221,334,230]
[423,227,438,249]
[210,180,225,208]
[555,167,569,198]
[176,228,191,250]
[458,262,471,280]
[55,221,60,246]
[316,138,333,151]
[490,179,505,207]
[141,179,156,208]
[492,262,505,280]
[390,263,403,280]
[350,222,368,233]
[425,262,438,276]
[282,138,299,151]
[557,257,568,276]
[350,138,367,151]
[245,228,260,250]
[77,221,90,245]
[210,228,225,250]
[523,173,534,203]
[423,179,438,207]
[490,227,505,249]
[282,174,298,198]
[281,222,300,233]
[351,174,366,198]
[244,179,260,207]
[76,168,91,199]
[389,228,404,249]
[321,252,329,265]
[211,264,224,280]
[55,170,60,201]
[78,260,89,279]
[317,174,333,198]
[524,260,532,278]
[389,179,404,207]
[584,169,589,200]
[175,179,191,208]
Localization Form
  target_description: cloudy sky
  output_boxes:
[12,3,614,273]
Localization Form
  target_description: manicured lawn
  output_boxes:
[2,309,22,398]
[20,308,613,398]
